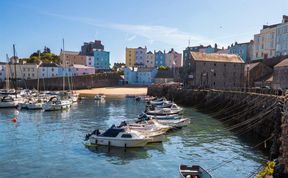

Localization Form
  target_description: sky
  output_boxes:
[0,0,287,64]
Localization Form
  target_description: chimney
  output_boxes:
[283,15,288,23]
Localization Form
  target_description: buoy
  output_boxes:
[12,117,17,123]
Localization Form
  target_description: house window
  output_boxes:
[214,63,216,66]
[214,73,216,77]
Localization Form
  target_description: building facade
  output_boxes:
[155,50,166,67]
[272,58,288,89]
[39,63,60,78]
[145,51,155,68]
[276,16,288,56]
[135,47,147,66]
[94,50,110,70]
[183,52,245,89]
[86,56,94,67]
[165,48,182,68]
[70,64,95,76]
[81,40,104,56]
[10,63,38,80]
[229,41,253,62]
[125,48,136,67]
[253,24,278,60]
[60,51,86,66]
[0,62,6,81]
[124,67,157,85]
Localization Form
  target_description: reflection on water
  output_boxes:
[0,98,266,178]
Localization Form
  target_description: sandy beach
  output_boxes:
[75,87,148,97]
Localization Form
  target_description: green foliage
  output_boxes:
[257,161,276,178]
[20,47,60,64]
[158,66,169,70]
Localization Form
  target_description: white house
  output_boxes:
[39,62,60,78]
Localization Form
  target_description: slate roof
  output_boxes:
[275,58,288,67]
[191,52,244,63]
[39,62,59,67]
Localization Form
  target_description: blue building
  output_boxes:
[229,41,253,63]
[124,67,158,85]
[154,50,166,67]
[94,50,110,70]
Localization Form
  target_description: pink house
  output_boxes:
[165,48,182,68]
[70,64,95,76]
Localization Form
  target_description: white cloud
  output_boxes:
[126,35,136,41]
[43,13,213,50]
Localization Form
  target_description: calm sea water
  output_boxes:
[0,98,266,178]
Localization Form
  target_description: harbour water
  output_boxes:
[0,98,266,178]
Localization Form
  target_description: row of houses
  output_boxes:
[125,47,182,68]
[0,62,95,81]
[123,49,288,90]
[183,15,288,63]
[59,40,110,70]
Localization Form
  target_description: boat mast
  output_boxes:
[37,51,40,92]
[13,44,17,98]
[5,54,10,90]
[62,38,65,91]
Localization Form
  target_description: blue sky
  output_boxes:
[0,0,287,64]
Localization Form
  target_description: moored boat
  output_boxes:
[179,164,214,178]
[43,96,71,111]
[94,94,105,100]
[0,95,19,108]
[85,125,149,148]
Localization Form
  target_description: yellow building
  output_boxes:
[125,48,135,67]
[253,24,277,60]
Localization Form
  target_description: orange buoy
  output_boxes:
[12,117,17,123]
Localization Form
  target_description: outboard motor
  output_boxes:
[84,129,100,141]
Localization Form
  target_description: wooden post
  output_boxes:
[280,94,288,173]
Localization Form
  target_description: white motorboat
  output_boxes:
[139,112,180,120]
[85,125,149,148]
[119,120,170,133]
[145,107,182,116]
[43,96,71,111]
[94,94,105,100]
[0,95,19,108]
[26,99,44,110]
[148,97,166,105]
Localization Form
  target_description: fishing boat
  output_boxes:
[179,165,214,178]
[43,96,71,111]
[85,125,149,148]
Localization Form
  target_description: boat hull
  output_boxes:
[0,101,18,108]
[89,136,148,148]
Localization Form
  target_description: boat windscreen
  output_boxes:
[101,127,125,137]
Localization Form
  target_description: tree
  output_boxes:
[158,66,169,70]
